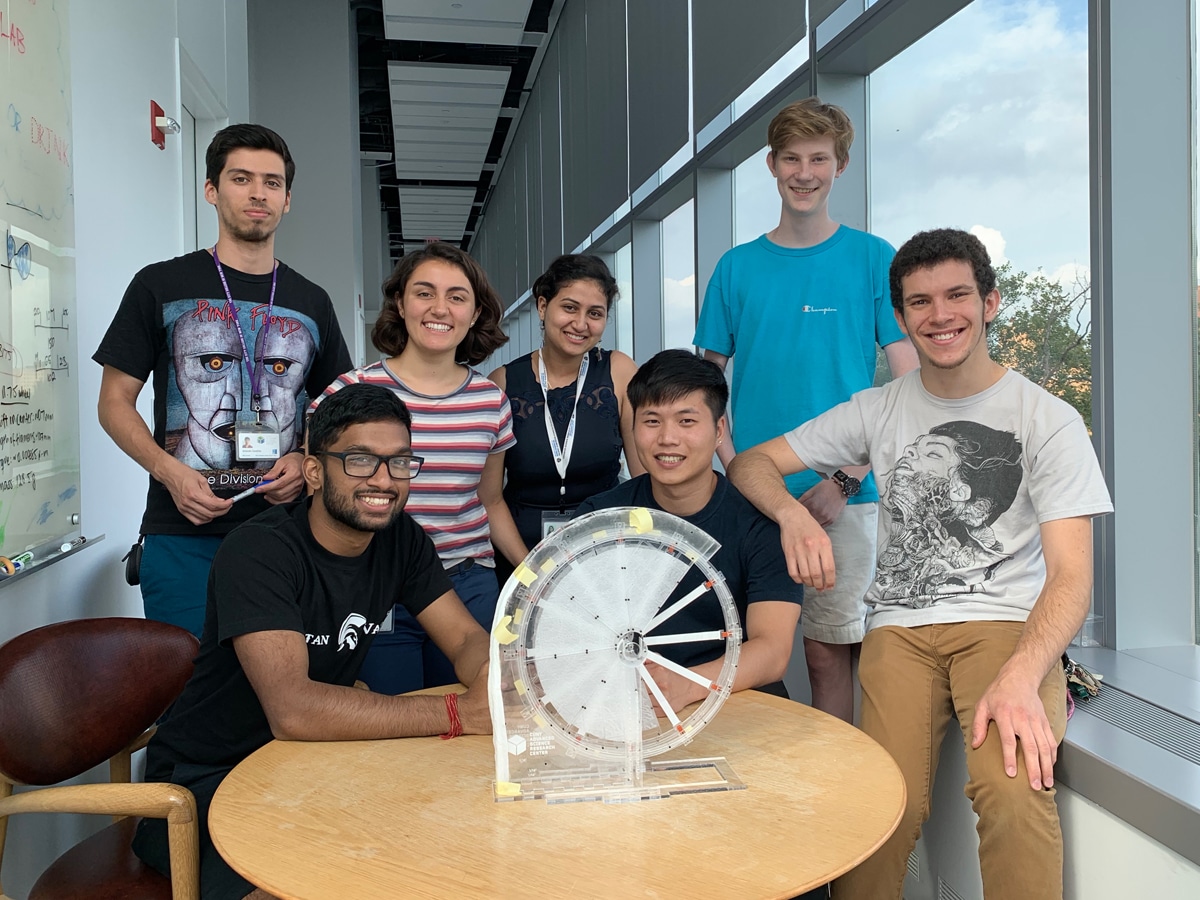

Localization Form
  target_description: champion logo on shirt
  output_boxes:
[800,305,838,314]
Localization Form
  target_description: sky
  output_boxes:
[869,0,1090,286]
[673,0,1092,345]
[732,0,1090,288]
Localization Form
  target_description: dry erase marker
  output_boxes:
[231,479,274,503]
[59,537,86,554]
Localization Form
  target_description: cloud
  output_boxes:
[970,225,1008,265]
[1049,261,1090,290]
[869,0,1089,279]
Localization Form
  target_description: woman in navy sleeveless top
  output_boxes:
[489,256,642,584]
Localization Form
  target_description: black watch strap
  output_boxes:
[831,469,861,498]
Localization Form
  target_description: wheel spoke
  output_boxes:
[645,650,721,693]
[643,629,728,646]
[641,580,713,633]
[638,663,684,731]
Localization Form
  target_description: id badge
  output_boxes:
[234,422,281,461]
[541,511,573,539]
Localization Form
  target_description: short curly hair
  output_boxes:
[371,242,509,365]
[767,97,854,167]
[889,228,997,312]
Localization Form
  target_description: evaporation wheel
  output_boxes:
[497,507,742,762]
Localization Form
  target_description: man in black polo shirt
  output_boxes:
[134,384,490,900]
[576,349,803,707]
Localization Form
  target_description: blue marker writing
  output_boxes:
[230,479,274,503]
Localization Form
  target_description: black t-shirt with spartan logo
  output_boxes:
[143,498,451,783]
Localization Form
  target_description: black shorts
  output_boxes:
[132,763,254,900]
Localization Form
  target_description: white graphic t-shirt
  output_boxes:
[785,369,1112,630]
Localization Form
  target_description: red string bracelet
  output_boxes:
[441,691,463,739]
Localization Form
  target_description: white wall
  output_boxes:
[1060,787,1200,898]
[0,3,248,897]
[360,159,387,360]
[908,732,1200,900]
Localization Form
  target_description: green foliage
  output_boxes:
[987,263,1092,428]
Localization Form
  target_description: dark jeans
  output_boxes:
[355,562,499,694]
[140,534,224,639]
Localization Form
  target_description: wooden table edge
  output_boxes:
[210,688,907,899]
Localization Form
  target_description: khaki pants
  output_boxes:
[833,622,1067,900]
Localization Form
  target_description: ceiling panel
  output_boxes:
[388,61,509,184]
[363,0,553,260]
[401,187,478,237]
[384,0,534,46]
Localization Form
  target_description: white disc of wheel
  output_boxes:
[492,507,741,761]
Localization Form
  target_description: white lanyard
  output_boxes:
[537,349,590,494]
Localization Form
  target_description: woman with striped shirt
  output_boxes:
[312,242,526,694]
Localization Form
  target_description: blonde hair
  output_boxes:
[766,97,854,167]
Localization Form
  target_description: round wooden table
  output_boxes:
[209,690,904,899]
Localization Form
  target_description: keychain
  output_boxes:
[1062,653,1102,700]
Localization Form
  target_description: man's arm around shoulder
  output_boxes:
[727,436,835,590]
[235,590,491,741]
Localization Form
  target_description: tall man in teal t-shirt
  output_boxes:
[693,97,918,722]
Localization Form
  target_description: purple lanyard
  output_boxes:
[212,248,277,411]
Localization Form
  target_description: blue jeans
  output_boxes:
[355,562,498,695]
[140,534,223,639]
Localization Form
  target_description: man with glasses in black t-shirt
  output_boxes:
[133,384,490,900]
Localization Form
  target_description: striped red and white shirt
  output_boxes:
[310,362,516,564]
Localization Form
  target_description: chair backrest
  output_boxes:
[0,618,198,785]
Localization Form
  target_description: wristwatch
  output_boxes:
[830,470,861,498]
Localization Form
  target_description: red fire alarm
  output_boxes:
[150,100,166,150]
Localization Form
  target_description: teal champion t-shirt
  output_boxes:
[693,227,904,503]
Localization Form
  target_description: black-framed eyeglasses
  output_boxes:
[313,450,424,480]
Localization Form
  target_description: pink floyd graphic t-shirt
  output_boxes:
[94,250,352,535]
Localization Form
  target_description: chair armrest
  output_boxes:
[0,782,195,825]
[0,782,200,900]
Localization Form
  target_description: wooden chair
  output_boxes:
[0,617,201,900]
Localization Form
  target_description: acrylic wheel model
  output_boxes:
[494,507,742,761]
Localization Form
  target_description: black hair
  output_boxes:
[205,124,296,191]
[627,349,728,423]
[373,242,508,365]
[928,421,1022,526]
[889,228,997,312]
[532,255,619,311]
[308,383,412,454]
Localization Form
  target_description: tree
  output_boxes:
[874,263,1092,428]
[988,264,1092,428]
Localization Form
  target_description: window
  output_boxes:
[869,0,1094,636]
[613,242,634,357]
[733,147,780,246]
[662,200,696,350]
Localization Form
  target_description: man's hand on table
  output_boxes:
[645,660,704,715]
[457,668,493,734]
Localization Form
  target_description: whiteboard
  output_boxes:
[0,0,81,564]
